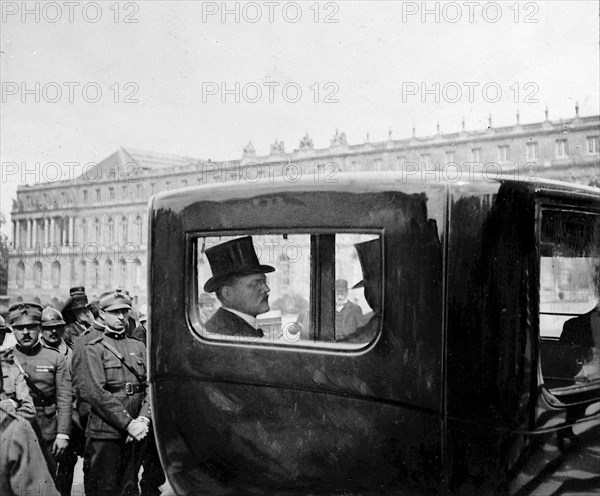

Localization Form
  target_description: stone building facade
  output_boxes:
[6,110,600,304]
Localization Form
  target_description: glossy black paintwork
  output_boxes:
[148,174,600,495]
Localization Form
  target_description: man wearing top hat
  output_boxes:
[62,287,94,348]
[80,289,151,496]
[340,239,382,344]
[334,279,364,340]
[204,236,274,338]
[0,314,35,421]
[9,301,73,495]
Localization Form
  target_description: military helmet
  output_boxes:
[41,306,66,327]
[0,314,8,332]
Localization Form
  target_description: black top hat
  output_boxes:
[204,236,275,293]
[352,238,382,289]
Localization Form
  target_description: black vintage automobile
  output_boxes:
[148,173,600,495]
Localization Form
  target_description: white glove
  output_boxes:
[126,418,149,441]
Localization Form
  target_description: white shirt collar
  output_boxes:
[223,307,258,329]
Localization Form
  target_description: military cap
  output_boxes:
[62,286,89,314]
[70,286,86,297]
[8,301,44,326]
[41,306,66,327]
[0,314,9,332]
[99,289,132,311]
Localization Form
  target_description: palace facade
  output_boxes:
[6,109,600,304]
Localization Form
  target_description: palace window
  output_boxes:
[79,261,86,286]
[120,259,128,287]
[526,141,539,161]
[33,262,42,288]
[108,218,115,244]
[396,156,407,170]
[471,148,481,162]
[556,139,569,158]
[95,189,101,202]
[498,145,510,162]
[109,187,115,200]
[133,259,142,287]
[51,261,61,288]
[120,217,129,245]
[92,261,99,288]
[588,136,599,154]
[94,219,101,242]
[81,219,88,244]
[445,151,455,163]
[105,260,113,288]
[135,216,143,245]
[16,262,25,288]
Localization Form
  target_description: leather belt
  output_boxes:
[106,382,146,395]
[33,397,55,407]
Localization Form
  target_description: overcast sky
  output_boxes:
[1,0,599,237]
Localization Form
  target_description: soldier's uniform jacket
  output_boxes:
[0,406,60,496]
[81,329,150,439]
[71,321,104,422]
[13,342,72,442]
[0,349,36,421]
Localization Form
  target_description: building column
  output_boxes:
[50,218,55,244]
[61,218,66,245]
[12,220,18,247]
[68,216,74,244]
[44,218,49,245]
[32,218,37,248]
[27,219,32,249]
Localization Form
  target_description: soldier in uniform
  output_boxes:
[70,305,105,442]
[9,302,73,496]
[0,315,35,421]
[41,307,82,496]
[130,304,167,496]
[131,304,147,344]
[62,287,94,348]
[41,307,70,359]
[81,289,151,496]
[1,405,60,496]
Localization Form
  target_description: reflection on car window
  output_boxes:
[539,211,600,389]
[194,232,381,349]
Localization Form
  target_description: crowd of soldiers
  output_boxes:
[0,286,164,496]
